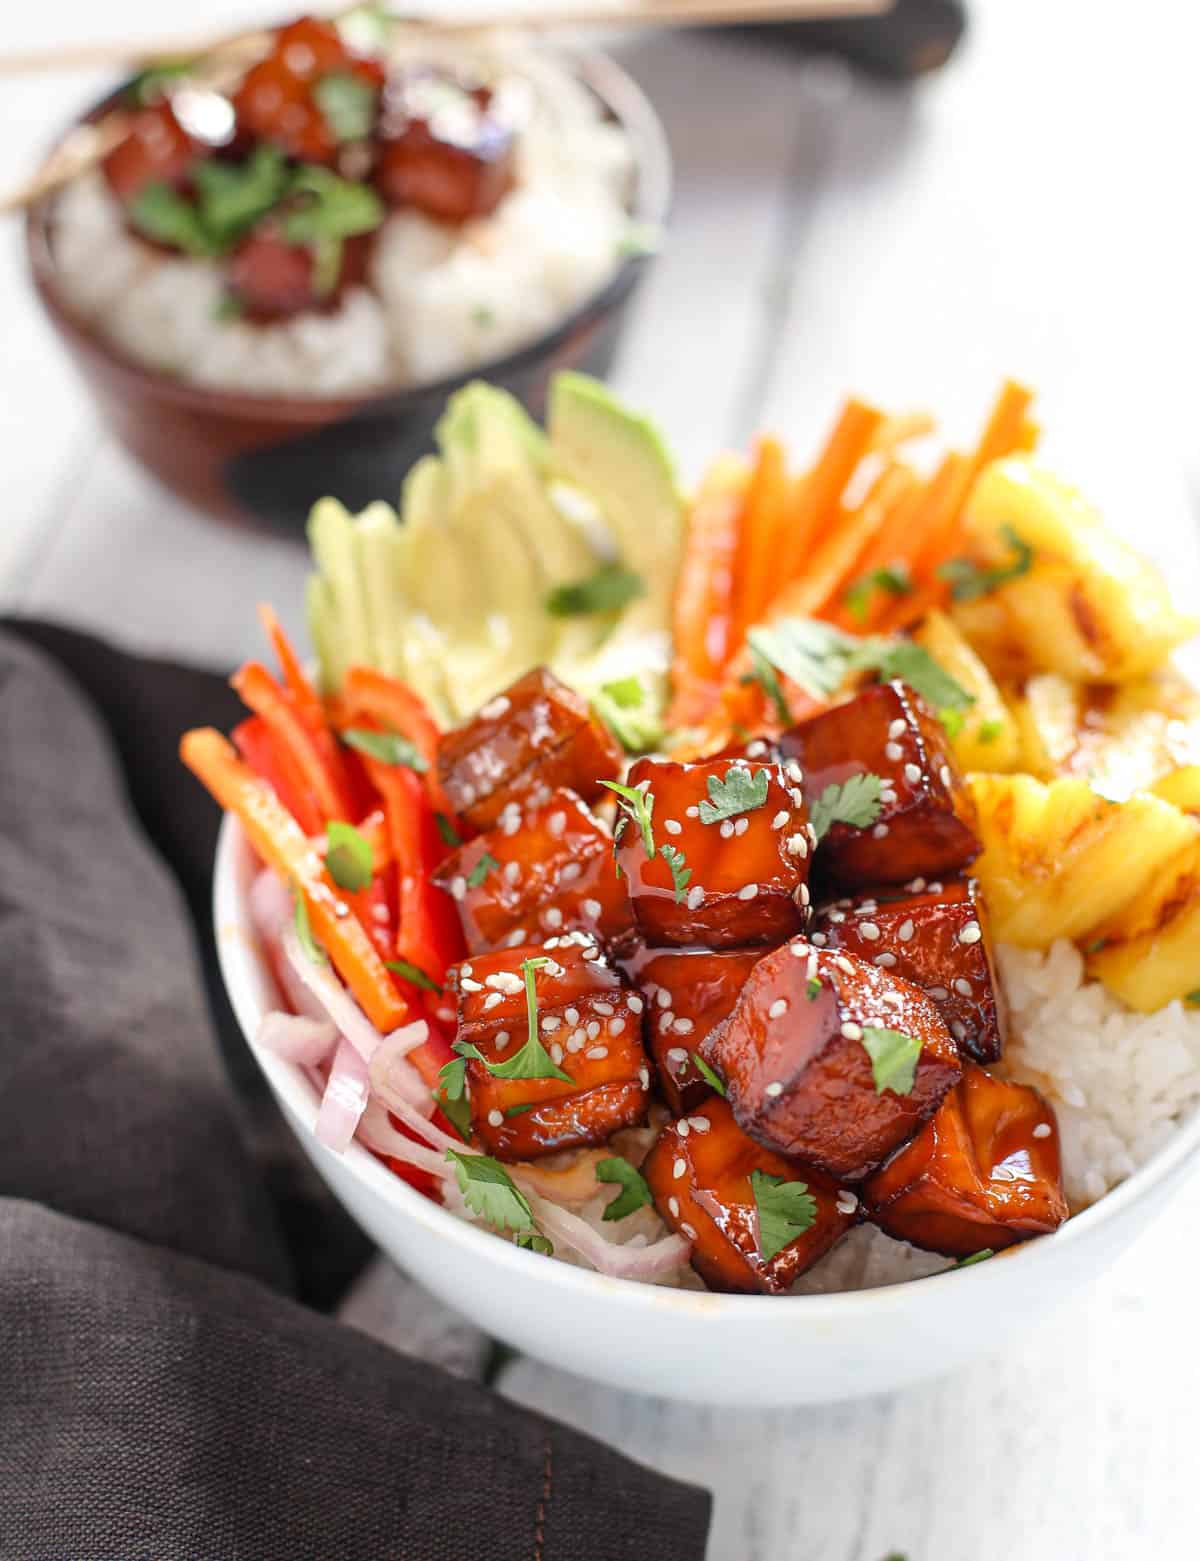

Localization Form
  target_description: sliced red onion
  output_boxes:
[385,1092,467,1155]
[256,1010,337,1066]
[250,867,293,941]
[281,922,388,1064]
[315,1038,370,1152]
[368,1021,435,1117]
[520,1187,691,1282]
[356,1100,453,1181]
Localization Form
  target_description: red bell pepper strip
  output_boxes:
[232,660,356,826]
[232,715,322,837]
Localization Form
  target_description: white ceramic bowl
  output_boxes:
[216,814,1200,1406]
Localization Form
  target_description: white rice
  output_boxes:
[51,37,636,395]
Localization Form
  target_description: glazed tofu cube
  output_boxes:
[433,787,632,955]
[614,757,812,949]
[628,946,765,1114]
[436,668,622,831]
[704,941,961,1180]
[451,941,649,1161]
[814,877,1005,1064]
[643,1098,857,1294]
[865,1064,1068,1255]
[780,681,980,890]
[376,76,514,223]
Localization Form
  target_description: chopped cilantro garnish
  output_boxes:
[744,642,793,725]
[751,1169,817,1262]
[939,707,966,741]
[282,166,384,295]
[445,1150,542,1238]
[602,675,644,708]
[659,843,692,904]
[128,182,218,259]
[596,1156,653,1221]
[342,726,428,771]
[871,642,974,715]
[954,1248,995,1269]
[434,1058,472,1141]
[452,957,572,1083]
[693,1054,728,1098]
[467,851,499,890]
[325,819,373,893]
[292,885,326,965]
[593,677,663,753]
[601,779,656,857]
[746,618,861,701]
[977,718,1004,745]
[546,564,645,617]
[313,71,378,142]
[938,524,1034,602]
[192,144,289,246]
[515,1229,554,1255]
[698,765,770,825]
[844,564,912,624]
[385,958,442,994]
[435,812,462,848]
[471,304,496,329]
[213,291,245,321]
[1186,991,1200,1007]
[504,1102,537,1118]
[806,975,822,1001]
[1082,939,1108,957]
[860,1027,923,1096]
[126,60,193,106]
[808,773,884,841]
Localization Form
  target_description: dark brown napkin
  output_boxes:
[0,622,712,1561]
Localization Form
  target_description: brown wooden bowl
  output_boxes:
[26,49,671,535]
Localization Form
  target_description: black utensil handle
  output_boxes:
[730,0,968,80]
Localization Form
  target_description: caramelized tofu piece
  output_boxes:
[865,1065,1068,1255]
[615,757,812,949]
[376,71,514,223]
[705,941,961,1180]
[451,941,649,1161]
[103,101,196,203]
[437,669,622,832]
[433,786,632,954]
[814,877,1005,1064]
[628,946,765,1114]
[780,681,980,890]
[643,1099,857,1294]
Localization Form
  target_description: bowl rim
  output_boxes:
[25,43,673,425]
[215,810,1200,1317]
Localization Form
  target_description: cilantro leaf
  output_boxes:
[435,1068,472,1142]
[659,843,692,904]
[471,304,495,329]
[452,958,572,1083]
[342,726,428,771]
[504,1102,537,1118]
[806,975,822,1000]
[128,182,218,258]
[385,958,442,994]
[126,60,193,107]
[192,144,289,246]
[844,564,912,624]
[954,1248,994,1269]
[596,1156,653,1221]
[516,1230,554,1254]
[871,642,974,714]
[744,642,792,725]
[1186,991,1200,1007]
[313,71,378,143]
[467,852,499,890]
[593,677,663,754]
[445,1150,540,1236]
[938,524,1034,602]
[602,675,643,709]
[939,707,966,741]
[693,1054,728,1097]
[601,779,656,857]
[546,565,645,617]
[435,812,462,848]
[860,1027,923,1095]
[751,1170,817,1262]
[438,1055,467,1101]
[808,773,884,841]
[746,619,862,701]
[698,765,770,825]
[282,166,384,296]
[325,819,373,893]
[292,885,326,964]
[977,718,1004,745]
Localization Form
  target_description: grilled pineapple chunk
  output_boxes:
[966,773,1198,947]
[1087,839,1200,1011]
[912,610,1022,771]
[1009,674,1081,778]
[952,460,1197,683]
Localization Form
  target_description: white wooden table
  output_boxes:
[4,3,1200,1556]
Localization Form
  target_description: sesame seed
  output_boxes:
[506,928,528,947]
[677,1119,691,1137]
[460,977,483,993]
[1032,1122,1052,1139]
[663,818,683,835]
[828,910,846,924]
[609,1016,627,1036]
[687,886,705,910]
[807,823,818,845]
[545,960,564,979]
[586,1045,609,1060]
[639,1067,650,1088]
[593,1001,615,1016]
[806,951,818,983]
[459,783,477,806]
[737,883,759,901]
[790,788,805,808]
[668,1196,680,1217]
[904,763,922,784]
[504,861,521,884]
[940,765,952,789]
[786,760,804,784]
[772,810,790,829]
[667,1047,689,1064]
[672,1016,694,1035]
[547,811,567,838]
[873,952,897,968]
[812,932,828,946]
[487,1110,504,1127]
[908,878,926,893]
[581,898,602,921]
[798,883,811,907]
[898,919,915,942]
[559,861,582,885]
[959,921,983,945]
[372,904,389,924]
[841,1021,863,1040]
[790,940,808,957]
[460,963,474,978]
[686,805,700,819]
[879,789,898,806]
[673,1157,687,1180]
[480,694,511,720]
[551,1043,564,1064]
[544,938,562,950]
[786,832,809,858]
[565,1007,580,1025]
[628,994,644,1014]
[661,1013,675,1032]
[734,817,750,837]
[888,718,907,740]
[484,992,503,1010]
[586,1020,601,1039]
[859,900,877,912]
[500,804,522,836]
[636,778,652,793]
[768,998,789,1019]
[928,881,943,894]
[954,978,973,997]
[859,921,881,941]
[543,907,563,930]
[567,1031,585,1052]
[495,1030,510,1045]
[690,1116,711,1133]
[681,1222,698,1240]
[747,740,768,758]
[449,876,467,901]
[926,986,949,1000]
[951,1020,967,1040]
[657,988,672,1009]
[765,1081,785,1098]
[872,823,890,839]
[834,956,855,975]
[882,991,904,1008]
[836,1190,859,1215]
[541,1015,561,1031]
[885,742,903,762]
[720,820,735,839]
